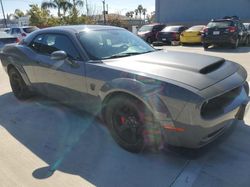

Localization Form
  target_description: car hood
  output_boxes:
[103,50,240,90]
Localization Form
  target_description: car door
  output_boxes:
[31,33,88,108]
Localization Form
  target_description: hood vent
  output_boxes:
[199,60,225,74]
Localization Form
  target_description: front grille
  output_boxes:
[201,86,242,119]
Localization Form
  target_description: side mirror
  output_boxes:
[51,50,67,61]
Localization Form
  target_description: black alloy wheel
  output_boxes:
[105,95,156,153]
[8,68,32,100]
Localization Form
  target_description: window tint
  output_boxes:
[39,34,80,60]
[29,34,44,52]
[11,28,21,34]
[138,25,153,32]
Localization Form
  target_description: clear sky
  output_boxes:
[0,0,155,18]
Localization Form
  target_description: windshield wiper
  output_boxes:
[103,51,154,60]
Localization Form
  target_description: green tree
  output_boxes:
[70,0,84,18]
[125,11,134,18]
[27,4,50,27]
[9,9,25,19]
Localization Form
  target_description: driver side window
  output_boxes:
[39,34,81,60]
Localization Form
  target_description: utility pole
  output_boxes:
[102,0,106,25]
[0,0,7,28]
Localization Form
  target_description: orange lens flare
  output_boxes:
[163,125,185,132]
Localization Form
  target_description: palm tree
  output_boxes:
[134,9,138,19]
[61,1,73,16]
[129,11,134,18]
[125,12,131,18]
[137,5,143,20]
[41,0,72,17]
[71,0,84,16]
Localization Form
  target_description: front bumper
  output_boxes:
[159,81,249,148]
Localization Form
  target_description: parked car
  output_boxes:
[8,26,39,42]
[202,17,248,49]
[180,25,205,44]
[137,24,165,43]
[0,31,18,50]
[0,25,249,153]
[0,27,10,33]
[156,25,188,45]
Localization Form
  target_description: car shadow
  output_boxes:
[205,45,250,53]
[1,92,250,186]
[0,92,189,186]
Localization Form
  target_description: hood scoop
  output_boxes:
[199,60,225,74]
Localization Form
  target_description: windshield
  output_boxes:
[207,21,233,28]
[138,25,153,32]
[187,25,205,31]
[78,29,155,60]
[162,26,181,32]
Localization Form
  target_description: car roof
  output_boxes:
[165,25,185,28]
[40,25,124,34]
[142,23,165,27]
[210,19,237,22]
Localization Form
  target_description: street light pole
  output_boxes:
[0,0,7,28]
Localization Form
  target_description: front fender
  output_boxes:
[99,78,170,120]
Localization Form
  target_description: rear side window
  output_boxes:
[207,21,234,28]
[23,26,39,33]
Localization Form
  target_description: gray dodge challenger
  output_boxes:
[0,25,249,152]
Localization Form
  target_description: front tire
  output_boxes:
[8,68,32,100]
[104,95,159,153]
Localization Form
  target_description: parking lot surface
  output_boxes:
[0,46,250,187]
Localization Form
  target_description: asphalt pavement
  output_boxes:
[0,45,250,187]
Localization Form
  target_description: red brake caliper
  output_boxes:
[120,116,126,125]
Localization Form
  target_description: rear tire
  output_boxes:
[232,38,239,49]
[245,36,249,46]
[8,68,32,100]
[104,95,160,153]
